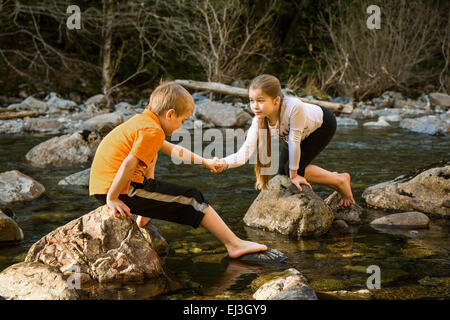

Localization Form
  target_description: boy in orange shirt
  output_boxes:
[89,81,267,258]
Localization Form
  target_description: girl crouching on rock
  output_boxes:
[217,74,354,207]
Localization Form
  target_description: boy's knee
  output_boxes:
[185,187,207,204]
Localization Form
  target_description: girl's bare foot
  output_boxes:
[226,239,268,259]
[336,173,354,207]
[136,215,151,228]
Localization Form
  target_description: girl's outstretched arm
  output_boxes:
[160,140,222,172]
[221,117,258,169]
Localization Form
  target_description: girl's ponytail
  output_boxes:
[255,116,271,190]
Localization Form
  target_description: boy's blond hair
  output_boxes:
[147,81,194,116]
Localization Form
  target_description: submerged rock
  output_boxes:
[25,205,169,284]
[243,175,334,238]
[0,208,24,242]
[25,130,101,168]
[252,268,317,300]
[0,262,79,300]
[0,170,45,203]
[321,289,372,300]
[370,211,430,229]
[362,160,450,217]
[325,191,361,224]
[58,168,91,187]
[238,248,288,264]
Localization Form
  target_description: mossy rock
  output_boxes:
[249,269,301,292]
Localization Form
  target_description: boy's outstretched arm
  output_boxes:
[106,154,139,219]
[160,140,223,172]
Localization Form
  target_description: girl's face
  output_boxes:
[249,88,280,119]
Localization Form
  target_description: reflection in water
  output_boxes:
[0,127,449,299]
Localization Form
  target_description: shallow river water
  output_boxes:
[0,125,449,299]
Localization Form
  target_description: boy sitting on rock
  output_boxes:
[89,81,267,259]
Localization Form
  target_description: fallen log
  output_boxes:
[0,111,40,120]
[175,79,353,114]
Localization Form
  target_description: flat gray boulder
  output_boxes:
[195,99,252,127]
[7,96,47,113]
[0,262,79,300]
[25,130,102,168]
[23,118,65,134]
[252,268,317,300]
[243,175,334,238]
[370,211,430,229]
[0,170,45,203]
[362,160,450,217]
[82,112,123,135]
[399,112,450,136]
[25,205,169,284]
[429,92,450,108]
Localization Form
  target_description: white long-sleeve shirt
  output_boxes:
[223,96,323,170]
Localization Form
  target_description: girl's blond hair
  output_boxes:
[250,74,284,190]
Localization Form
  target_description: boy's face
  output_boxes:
[160,109,191,136]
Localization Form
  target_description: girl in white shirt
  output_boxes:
[218,74,354,207]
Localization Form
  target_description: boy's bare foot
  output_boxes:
[226,239,268,259]
[336,172,354,207]
[136,215,151,228]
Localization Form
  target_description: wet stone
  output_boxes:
[238,248,288,264]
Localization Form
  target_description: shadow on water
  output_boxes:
[0,126,449,299]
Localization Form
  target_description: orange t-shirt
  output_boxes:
[89,109,165,196]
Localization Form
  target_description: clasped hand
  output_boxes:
[203,157,227,173]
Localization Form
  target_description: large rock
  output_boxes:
[243,175,334,238]
[0,208,24,242]
[195,99,252,127]
[251,268,317,300]
[23,118,64,134]
[25,205,169,284]
[7,96,47,113]
[370,211,430,229]
[0,170,45,203]
[84,94,106,108]
[45,93,79,113]
[0,262,79,300]
[25,130,102,168]
[399,112,450,136]
[82,112,123,135]
[325,191,361,224]
[362,160,450,217]
[429,92,450,108]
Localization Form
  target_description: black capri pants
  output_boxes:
[278,106,337,177]
[94,178,209,228]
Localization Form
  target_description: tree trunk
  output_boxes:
[102,0,114,109]
[279,0,305,56]
[175,79,353,114]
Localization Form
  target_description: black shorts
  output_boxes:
[278,106,337,177]
[94,178,209,228]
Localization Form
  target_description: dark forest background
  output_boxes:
[0,0,448,104]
